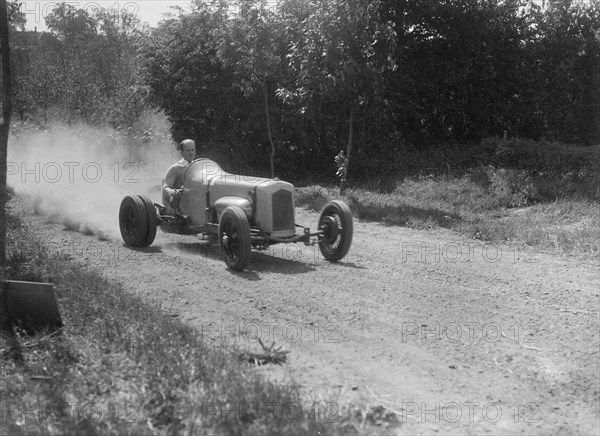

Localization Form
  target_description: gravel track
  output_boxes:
[13,194,600,435]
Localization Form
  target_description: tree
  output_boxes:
[531,0,600,143]
[7,2,148,127]
[282,0,396,192]
[380,0,534,143]
[0,0,13,264]
[44,3,99,122]
[141,1,231,144]
[10,29,62,124]
[214,0,283,178]
[140,0,597,184]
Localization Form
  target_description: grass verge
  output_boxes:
[0,196,388,435]
[296,171,600,260]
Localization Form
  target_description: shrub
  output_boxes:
[487,167,538,208]
[479,137,600,174]
[295,185,332,211]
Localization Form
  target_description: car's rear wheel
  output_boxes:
[119,195,153,247]
[318,200,353,261]
[138,195,157,246]
[219,206,251,271]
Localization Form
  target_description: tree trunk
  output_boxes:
[262,81,275,179]
[339,105,354,195]
[0,0,12,265]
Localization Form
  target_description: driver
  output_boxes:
[163,139,197,211]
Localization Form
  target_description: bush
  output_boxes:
[479,137,600,174]
[487,167,538,208]
[295,185,332,211]
[4,185,15,201]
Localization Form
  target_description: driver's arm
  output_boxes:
[163,165,182,201]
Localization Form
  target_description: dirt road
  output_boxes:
[13,192,599,435]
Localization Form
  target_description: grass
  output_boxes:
[1,198,397,435]
[296,168,600,260]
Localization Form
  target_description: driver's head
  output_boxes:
[178,139,196,163]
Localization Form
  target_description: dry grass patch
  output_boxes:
[296,171,599,260]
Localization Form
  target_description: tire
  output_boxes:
[119,195,150,247]
[318,200,353,261]
[219,206,251,271]
[138,195,157,246]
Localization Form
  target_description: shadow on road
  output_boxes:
[162,241,318,276]
[249,251,317,275]
[329,261,366,269]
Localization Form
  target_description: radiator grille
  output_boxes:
[272,189,294,231]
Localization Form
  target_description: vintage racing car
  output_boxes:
[118,158,353,271]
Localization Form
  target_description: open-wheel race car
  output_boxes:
[118,159,353,271]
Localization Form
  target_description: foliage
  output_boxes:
[7,0,25,29]
[335,150,347,183]
[487,168,538,208]
[295,170,600,259]
[527,0,600,143]
[140,1,240,160]
[10,2,148,136]
[8,0,600,180]
[213,0,284,177]
[280,0,396,185]
[139,0,599,181]
[478,137,600,175]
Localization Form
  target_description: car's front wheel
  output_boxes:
[219,206,251,271]
[318,200,353,261]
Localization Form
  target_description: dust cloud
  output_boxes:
[7,116,178,242]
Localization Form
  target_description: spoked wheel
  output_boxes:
[318,200,353,261]
[119,195,156,247]
[219,206,251,271]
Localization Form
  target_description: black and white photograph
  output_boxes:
[0,0,598,434]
